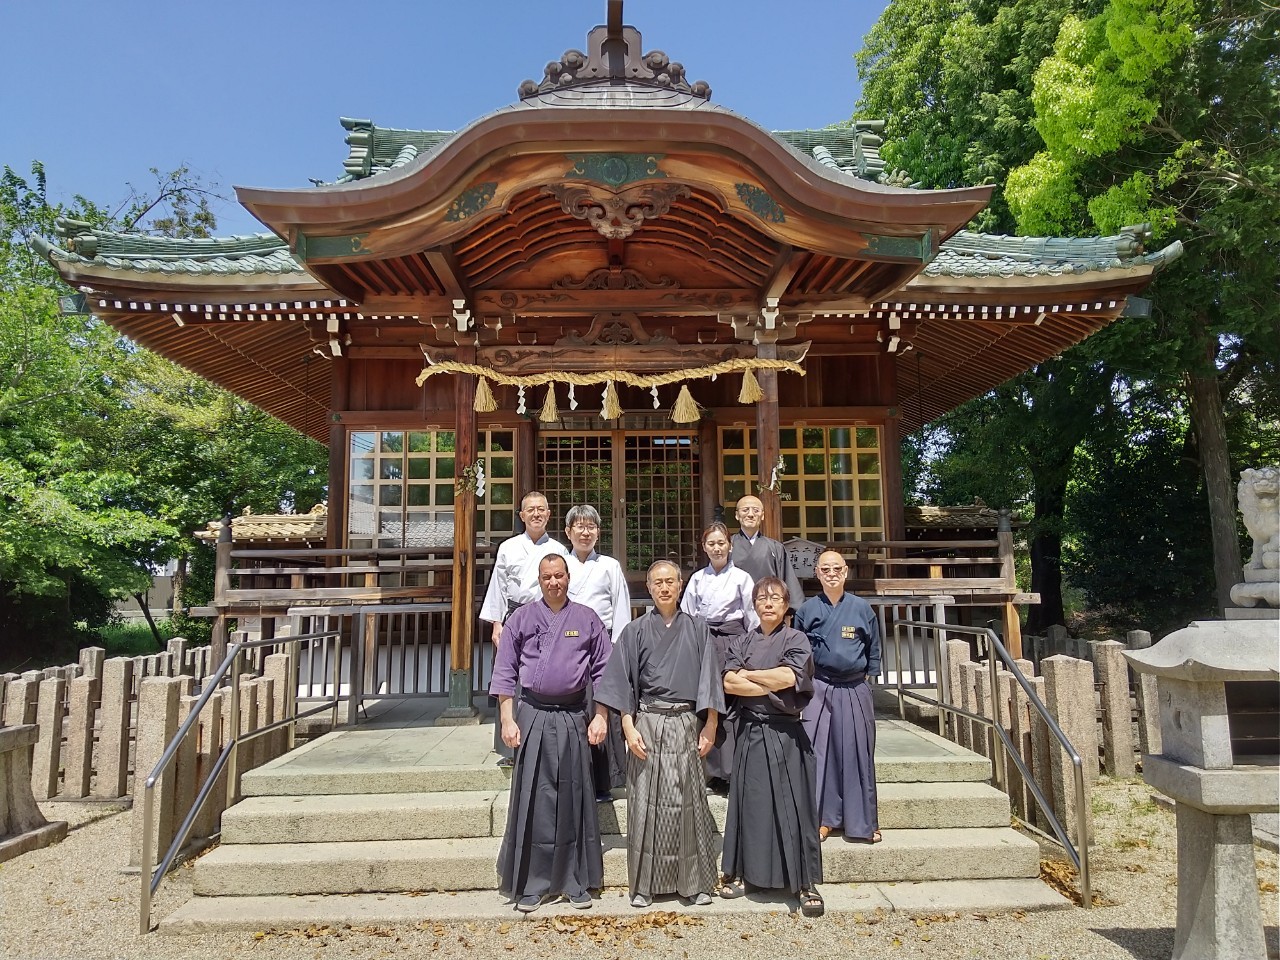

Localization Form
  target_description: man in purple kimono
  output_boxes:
[490,553,613,913]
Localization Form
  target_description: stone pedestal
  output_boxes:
[1173,806,1266,960]
[1124,620,1279,960]
[0,725,68,863]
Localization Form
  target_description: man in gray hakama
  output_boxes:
[797,550,882,843]
[489,554,613,913]
[730,495,803,608]
[720,577,824,916]
[595,561,725,908]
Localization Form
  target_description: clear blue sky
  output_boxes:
[1,1,887,236]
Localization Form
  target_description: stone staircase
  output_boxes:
[160,713,1065,931]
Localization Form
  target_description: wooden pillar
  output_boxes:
[209,515,232,669]
[882,414,906,542]
[698,418,719,528]
[998,510,1023,658]
[442,345,479,721]
[755,341,783,539]
[517,419,536,508]
[326,357,350,551]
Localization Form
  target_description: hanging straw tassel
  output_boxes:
[473,376,498,413]
[601,381,622,420]
[539,383,559,422]
[738,367,763,403]
[671,384,700,423]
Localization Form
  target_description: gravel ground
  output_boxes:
[2,780,1276,960]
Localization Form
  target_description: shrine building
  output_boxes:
[38,2,1179,708]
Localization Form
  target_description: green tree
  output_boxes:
[1005,0,1280,610]
[856,0,1114,627]
[1,162,327,661]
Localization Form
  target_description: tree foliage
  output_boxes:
[856,0,1277,631]
[0,162,326,665]
[1005,0,1280,609]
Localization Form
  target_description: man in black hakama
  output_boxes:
[595,561,725,908]
[797,550,882,844]
[719,577,824,917]
[489,554,613,913]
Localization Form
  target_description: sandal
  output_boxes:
[818,825,831,841]
[717,877,747,899]
[799,888,825,917]
[849,829,883,844]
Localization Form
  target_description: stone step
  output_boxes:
[160,878,1070,934]
[222,781,1012,844]
[239,719,990,798]
[192,827,1040,897]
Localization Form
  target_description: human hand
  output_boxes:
[587,714,607,746]
[501,717,521,749]
[627,731,648,760]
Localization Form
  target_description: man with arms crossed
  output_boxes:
[490,554,613,912]
[595,561,724,908]
[480,491,567,765]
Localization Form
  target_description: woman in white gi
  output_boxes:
[680,521,757,792]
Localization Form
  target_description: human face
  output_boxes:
[735,497,764,535]
[702,531,731,570]
[520,496,551,539]
[816,553,848,593]
[538,557,569,606]
[566,517,600,558]
[646,564,682,610]
[754,589,787,631]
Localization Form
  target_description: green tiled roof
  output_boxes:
[32,217,307,277]
[325,117,897,185]
[925,227,1182,279]
[34,214,1178,282]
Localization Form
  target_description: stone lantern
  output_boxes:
[1123,620,1279,960]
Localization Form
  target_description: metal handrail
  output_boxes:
[139,630,344,934]
[890,620,1092,909]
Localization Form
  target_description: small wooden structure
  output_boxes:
[39,3,1178,711]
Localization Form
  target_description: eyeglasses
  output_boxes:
[522,506,550,515]
[755,594,788,603]
[817,565,847,574]
[570,522,598,532]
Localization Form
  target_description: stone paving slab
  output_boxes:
[159,879,1069,935]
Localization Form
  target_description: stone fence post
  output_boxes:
[95,658,136,798]
[1041,655,1098,845]
[1091,640,1137,778]
[1127,630,1162,756]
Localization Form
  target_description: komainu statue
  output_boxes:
[1231,466,1280,608]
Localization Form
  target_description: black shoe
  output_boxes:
[497,756,514,768]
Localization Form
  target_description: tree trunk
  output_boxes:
[134,592,163,648]
[1026,475,1067,632]
[1185,354,1241,613]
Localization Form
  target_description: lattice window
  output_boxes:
[347,429,516,548]
[719,425,883,542]
[622,433,700,570]
[537,433,615,554]
[537,429,700,571]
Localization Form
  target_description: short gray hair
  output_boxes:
[564,504,602,529]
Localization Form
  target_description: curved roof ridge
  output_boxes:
[930,228,1183,279]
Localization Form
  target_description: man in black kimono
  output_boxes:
[731,495,803,608]
[595,560,724,909]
